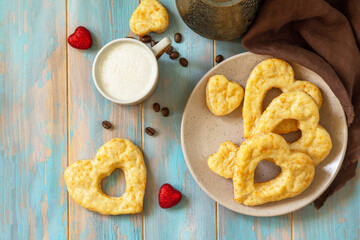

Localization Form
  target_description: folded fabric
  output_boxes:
[242,0,360,208]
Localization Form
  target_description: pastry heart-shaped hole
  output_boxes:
[129,0,169,36]
[64,138,147,215]
[243,58,323,137]
[280,128,302,143]
[233,133,315,206]
[263,87,300,134]
[251,91,332,165]
[207,147,284,183]
[101,169,126,197]
[206,75,244,116]
[254,160,282,183]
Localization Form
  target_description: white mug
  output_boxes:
[92,37,171,104]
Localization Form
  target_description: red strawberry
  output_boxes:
[158,183,182,208]
[68,26,93,50]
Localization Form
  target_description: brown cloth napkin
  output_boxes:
[242,0,360,208]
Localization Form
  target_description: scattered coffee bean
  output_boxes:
[174,33,182,43]
[150,40,157,47]
[153,103,160,112]
[166,46,173,55]
[126,36,135,39]
[179,58,188,67]
[102,120,112,129]
[170,51,179,60]
[215,54,224,63]
[145,127,155,136]
[141,35,151,43]
[161,107,169,117]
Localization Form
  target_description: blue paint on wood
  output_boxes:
[0,1,67,239]
[293,167,359,240]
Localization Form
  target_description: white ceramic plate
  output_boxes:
[181,52,348,217]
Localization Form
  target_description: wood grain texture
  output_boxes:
[0,0,67,239]
[215,40,292,240]
[67,1,142,239]
[142,0,216,239]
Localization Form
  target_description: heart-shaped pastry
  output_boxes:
[207,141,238,179]
[64,138,147,215]
[129,0,169,36]
[233,133,315,206]
[252,91,332,165]
[206,75,244,116]
[243,58,323,136]
[208,91,331,178]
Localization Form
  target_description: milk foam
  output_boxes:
[97,41,154,101]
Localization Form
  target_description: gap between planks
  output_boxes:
[141,102,145,240]
[139,0,145,238]
[65,0,70,239]
[291,212,293,240]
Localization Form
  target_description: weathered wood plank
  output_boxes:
[67,1,142,239]
[215,39,292,240]
[0,0,67,239]
[293,167,359,240]
[142,0,216,239]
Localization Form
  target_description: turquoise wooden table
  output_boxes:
[1,0,359,239]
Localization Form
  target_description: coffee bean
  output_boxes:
[141,35,151,43]
[170,51,179,60]
[153,103,160,112]
[166,46,173,55]
[150,40,157,47]
[179,58,188,67]
[174,33,182,43]
[102,120,112,129]
[215,54,224,63]
[161,107,169,117]
[145,127,155,136]
[126,36,135,39]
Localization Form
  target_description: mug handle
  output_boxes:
[151,37,171,60]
